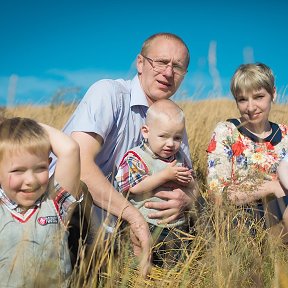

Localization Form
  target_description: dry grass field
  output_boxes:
[2,99,288,287]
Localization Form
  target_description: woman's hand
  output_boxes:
[227,179,286,205]
[260,180,286,198]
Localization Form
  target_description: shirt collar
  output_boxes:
[227,118,282,145]
[130,75,149,108]
[140,142,176,162]
[0,187,43,213]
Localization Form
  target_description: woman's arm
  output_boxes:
[226,180,285,205]
[206,123,234,202]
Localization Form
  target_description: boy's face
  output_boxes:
[142,116,184,158]
[0,148,49,210]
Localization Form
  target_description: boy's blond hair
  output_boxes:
[230,63,275,99]
[0,117,50,162]
[145,99,185,126]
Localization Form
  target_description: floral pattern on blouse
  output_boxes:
[207,120,288,196]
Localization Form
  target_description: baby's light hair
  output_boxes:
[230,63,275,99]
[146,99,185,126]
[0,117,51,162]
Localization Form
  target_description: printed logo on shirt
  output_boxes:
[37,216,59,226]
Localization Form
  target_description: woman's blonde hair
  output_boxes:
[230,63,275,99]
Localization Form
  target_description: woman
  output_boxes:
[207,63,288,230]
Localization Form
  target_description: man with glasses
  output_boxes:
[53,32,196,276]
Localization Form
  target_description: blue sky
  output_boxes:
[1,0,288,106]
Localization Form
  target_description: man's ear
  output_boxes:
[136,54,144,74]
[141,125,149,140]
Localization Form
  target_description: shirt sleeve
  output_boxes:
[62,80,120,143]
[53,181,78,221]
[115,152,148,194]
[206,122,235,196]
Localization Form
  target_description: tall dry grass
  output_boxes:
[1,99,288,287]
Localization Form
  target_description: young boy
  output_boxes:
[115,99,195,267]
[0,117,80,287]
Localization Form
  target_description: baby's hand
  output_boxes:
[165,160,193,185]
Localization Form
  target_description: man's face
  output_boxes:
[137,37,188,106]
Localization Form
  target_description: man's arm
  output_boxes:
[71,131,151,276]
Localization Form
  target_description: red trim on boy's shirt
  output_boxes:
[9,206,38,223]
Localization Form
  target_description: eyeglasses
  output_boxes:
[141,55,187,76]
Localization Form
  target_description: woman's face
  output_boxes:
[235,87,276,132]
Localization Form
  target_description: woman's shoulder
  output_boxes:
[212,119,239,133]
[277,123,288,133]
[276,123,288,143]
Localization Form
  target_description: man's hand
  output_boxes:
[145,185,196,224]
[130,220,152,278]
[122,206,152,277]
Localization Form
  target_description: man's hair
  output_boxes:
[140,32,190,68]
[230,63,275,99]
[0,117,50,162]
[146,99,185,126]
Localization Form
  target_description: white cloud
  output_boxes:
[0,75,66,105]
[47,68,133,88]
[0,69,131,106]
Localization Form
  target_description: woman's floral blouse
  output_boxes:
[207,119,288,197]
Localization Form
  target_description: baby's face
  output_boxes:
[144,116,185,158]
[0,148,49,210]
